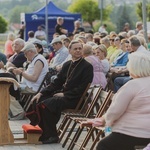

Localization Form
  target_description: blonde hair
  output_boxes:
[7,32,16,41]
[127,52,150,78]
[98,44,107,57]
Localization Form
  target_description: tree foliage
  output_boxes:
[0,15,7,33]
[94,21,116,33]
[68,0,110,27]
[9,6,32,23]
[136,1,150,21]
[116,4,134,33]
[9,2,42,24]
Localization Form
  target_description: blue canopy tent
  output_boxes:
[21,1,81,41]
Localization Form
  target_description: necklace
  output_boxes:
[63,58,83,89]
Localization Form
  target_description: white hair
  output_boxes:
[127,52,150,78]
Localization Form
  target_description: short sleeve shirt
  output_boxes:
[55,24,64,35]
[12,52,27,68]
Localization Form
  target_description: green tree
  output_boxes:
[136,1,150,21]
[0,15,7,33]
[68,0,109,28]
[136,2,143,20]
[94,21,116,33]
[9,6,32,23]
[116,4,134,33]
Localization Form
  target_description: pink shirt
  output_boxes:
[105,76,150,138]
[4,40,14,58]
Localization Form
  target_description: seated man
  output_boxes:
[13,42,49,93]
[0,52,7,66]
[6,38,27,69]
[29,40,93,144]
[49,37,69,69]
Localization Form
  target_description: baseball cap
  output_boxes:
[59,35,67,41]
[21,42,36,52]
[50,37,62,45]
[33,39,42,46]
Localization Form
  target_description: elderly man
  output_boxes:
[134,21,143,34]
[34,26,46,40]
[6,38,26,69]
[29,40,93,144]
[49,37,69,69]
[73,20,84,34]
[13,42,48,93]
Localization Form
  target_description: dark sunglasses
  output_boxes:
[110,39,114,42]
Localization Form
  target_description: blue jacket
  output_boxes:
[112,52,129,67]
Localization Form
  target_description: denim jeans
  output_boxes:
[114,76,131,92]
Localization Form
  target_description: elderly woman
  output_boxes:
[96,52,150,150]
[83,44,107,88]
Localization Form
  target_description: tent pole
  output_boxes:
[45,0,49,42]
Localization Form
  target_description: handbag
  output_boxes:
[25,101,41,126]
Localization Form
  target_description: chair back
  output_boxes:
[84,86,103,117]
[21,72,50,111]
[62,83,91,113]
[96,91,113,117]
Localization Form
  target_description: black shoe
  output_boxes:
[42,136,59,144]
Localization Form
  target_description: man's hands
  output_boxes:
[31,93,43,104]
[53,92,64,97]
[12,68,23,75]
[30,92,64,105]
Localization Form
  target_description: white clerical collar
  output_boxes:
[71,57,82,63]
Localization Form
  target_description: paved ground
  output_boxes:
[0,119,67,150]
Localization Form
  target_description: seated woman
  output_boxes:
[83,44,107,89]
[110,39,129,68]
[95,44,110,76]
[95,52,150,150]
[109,36,123,64]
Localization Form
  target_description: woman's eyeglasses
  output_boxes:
[115,38,120,41]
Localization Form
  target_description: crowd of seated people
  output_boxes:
[1,19,150,148]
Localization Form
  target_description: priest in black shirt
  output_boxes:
[30,40,93,144]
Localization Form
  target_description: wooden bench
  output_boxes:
[0,78,19,145]
[22,124,42,144]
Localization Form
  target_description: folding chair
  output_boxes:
[61,90,112,149]
[20,72,50,111]
[61,83,91,114]
[77,93,114,150]
[104,72,114,91]
[58,83,94,142]
[66,91,113,150]
[58,85,102,143]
